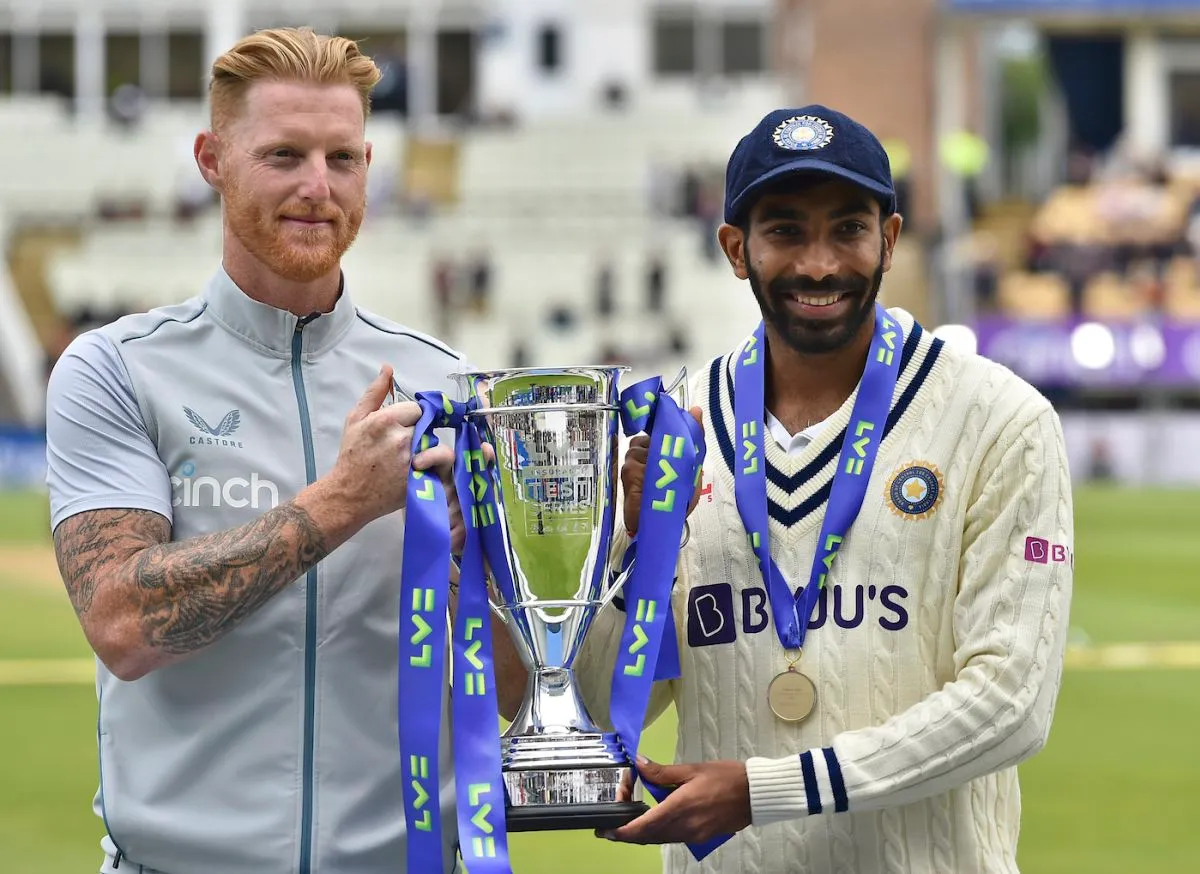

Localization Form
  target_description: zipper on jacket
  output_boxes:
[97,686,131,870]
[291,319,320,874]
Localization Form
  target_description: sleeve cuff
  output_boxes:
[746,747,850,825]
[746,755,809,825]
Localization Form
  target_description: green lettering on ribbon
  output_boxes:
[409,588,435,667]
[468,784,497,858]
[410,755,432,831]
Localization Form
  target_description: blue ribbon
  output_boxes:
[398,376,704,873]
[606,377,718,857]
[450,415,512,873]
[398,392,515,874]
[608,377,704,751]
[398,396,458,874]
[609,537,681,682]
[733,303,902,656]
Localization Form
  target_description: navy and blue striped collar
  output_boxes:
[709,321,943,527]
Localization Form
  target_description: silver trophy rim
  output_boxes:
[453,364,632,380]
[463,402,620,416]
[450,366,631,416]
[494,598,600,611]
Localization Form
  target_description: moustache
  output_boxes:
[767,275,870,297]
[279,205,342,222]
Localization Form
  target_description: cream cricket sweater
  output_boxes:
[575,308,1074,873]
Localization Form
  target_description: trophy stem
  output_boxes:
[504,667,598,738]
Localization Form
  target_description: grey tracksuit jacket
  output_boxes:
[45,267,463,874]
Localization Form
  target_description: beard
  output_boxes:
[747,238,886,355]
[223,176,364,283]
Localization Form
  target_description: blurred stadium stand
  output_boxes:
[1,92,786,373]
[5,0,1200,489]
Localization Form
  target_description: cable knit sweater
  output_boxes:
[574,308,1074,874]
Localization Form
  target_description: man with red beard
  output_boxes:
[43,27,522,874]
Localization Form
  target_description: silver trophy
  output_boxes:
[455,365,686,832]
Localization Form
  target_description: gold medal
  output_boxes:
[768,650,816,723]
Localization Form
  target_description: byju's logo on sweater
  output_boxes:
[686,581,910,648]
[687,585,737,647]
[184,407,244,448]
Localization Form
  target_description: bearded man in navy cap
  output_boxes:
[575,105,1074,873]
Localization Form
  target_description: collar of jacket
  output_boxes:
[202,264,357,357]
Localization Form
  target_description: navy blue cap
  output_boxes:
[723,105,896,225]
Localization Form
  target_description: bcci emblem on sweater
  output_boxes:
[886,462,944,519]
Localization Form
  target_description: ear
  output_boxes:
[194,131,224,192]
[365,140,374,167]
[880,212,903,273]
[717,223,749,281]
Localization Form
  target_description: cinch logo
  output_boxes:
[1024,536,1073,567]
[171,461,280,509]
[686,581,909,648]
[184,406,245,448]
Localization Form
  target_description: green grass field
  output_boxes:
[1,486,1198,873]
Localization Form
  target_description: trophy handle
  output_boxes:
[450,554,511,624]
[660,365,694,553]
[598,364,694,613]
[596,563,635,612]
[594,520,690,615]
[486,587,510,624]
[663,365,688,410]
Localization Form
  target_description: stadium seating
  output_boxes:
[981,168,1200,322]
[0,90,812,377]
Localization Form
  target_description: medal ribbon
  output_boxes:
[732,304,902,653]
[664,307,899,860]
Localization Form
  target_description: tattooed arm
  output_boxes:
[52,365,454,681]
[53,483,351,681]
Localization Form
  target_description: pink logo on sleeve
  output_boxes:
[1024,536,1072,566]
[1024,537,1050,563]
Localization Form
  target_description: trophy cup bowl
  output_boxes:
[457,365,650,832]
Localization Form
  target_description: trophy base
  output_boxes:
[501,731,647,833]
[505,800,650,832]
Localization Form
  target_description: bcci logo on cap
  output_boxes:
[773,115,834,151]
